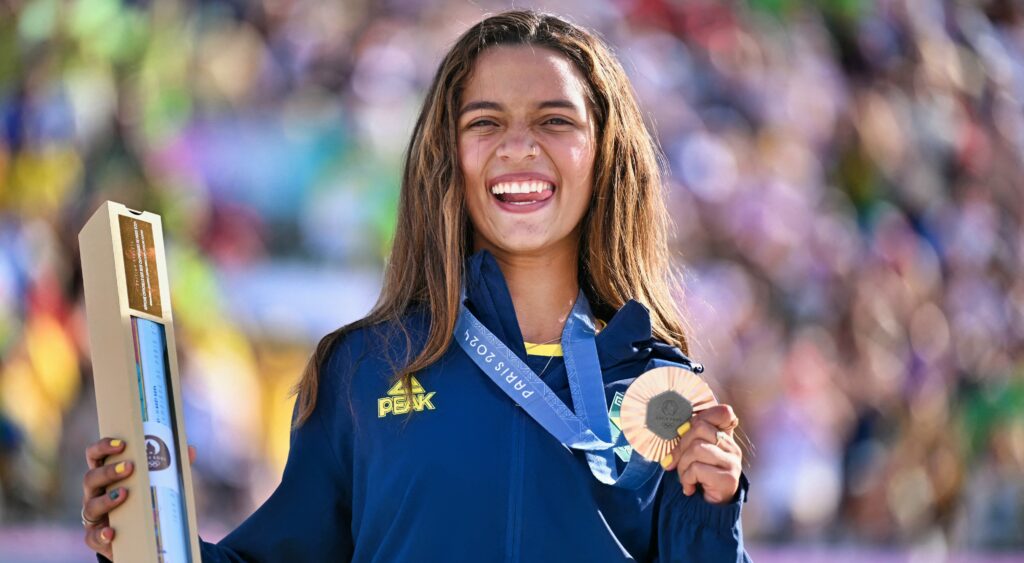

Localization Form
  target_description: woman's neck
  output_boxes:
[477,239,580,344]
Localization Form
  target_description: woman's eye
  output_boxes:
[545,117,572,126]
[468,119,497,128]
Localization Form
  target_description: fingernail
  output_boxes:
[100,529,111,542]
[108,488,120,500]
[114,462,126,474]
[110,439,122,448]
[660,454,673,469]
[677,421,691,436]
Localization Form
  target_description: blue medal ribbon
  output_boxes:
[456,290,657,489]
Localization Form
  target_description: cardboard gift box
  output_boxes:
[79,201,201,563]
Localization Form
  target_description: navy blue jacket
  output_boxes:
[101,250,750,562]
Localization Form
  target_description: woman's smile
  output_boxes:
[488,173,557,213]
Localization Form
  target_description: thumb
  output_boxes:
[695,405,738,435]
[188,445,197,465]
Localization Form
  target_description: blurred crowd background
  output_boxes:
[0,0,1022,560]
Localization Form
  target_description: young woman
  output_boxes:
[81,10,749,562]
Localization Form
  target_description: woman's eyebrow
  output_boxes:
[458,99,580,116]
[536,99,579,112]
[459,100,502,116]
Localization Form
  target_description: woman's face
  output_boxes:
[458,45,597,257]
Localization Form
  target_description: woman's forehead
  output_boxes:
[461,45,589,112]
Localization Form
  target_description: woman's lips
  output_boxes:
[487,177,556,213]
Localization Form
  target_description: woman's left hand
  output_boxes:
[660,404,742,504]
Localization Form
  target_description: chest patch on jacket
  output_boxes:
[608,391,633,462]
[378,376,436,417]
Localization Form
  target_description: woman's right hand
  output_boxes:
[82,437,132,559]
[81,438,196,560]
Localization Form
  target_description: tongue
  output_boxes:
[497,190,554,204]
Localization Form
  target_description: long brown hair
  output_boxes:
[292,10,690,427]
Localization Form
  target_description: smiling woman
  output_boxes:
[82,10,750,563]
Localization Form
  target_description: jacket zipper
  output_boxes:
[505,406,525,563]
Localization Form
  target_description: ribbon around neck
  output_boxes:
[456,290,657,489]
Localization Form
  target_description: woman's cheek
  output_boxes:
[559,136,592,165]
[459,137,488,172]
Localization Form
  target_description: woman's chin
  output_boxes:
[477,231,575,257]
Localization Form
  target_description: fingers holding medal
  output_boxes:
[618,366,742,505]
[663,404,742,504]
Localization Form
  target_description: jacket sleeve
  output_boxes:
[98,339,355,563]
[654,472,751,563]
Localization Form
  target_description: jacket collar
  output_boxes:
[462,249,694,370]
[463,249,528,360]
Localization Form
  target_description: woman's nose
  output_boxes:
[496,128,538,161]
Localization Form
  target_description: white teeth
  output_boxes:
[490,181,553,195]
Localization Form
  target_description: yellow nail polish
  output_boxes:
[115,461,126,474]
[660,454,673,469]
[677,421,691,436]
[110,439,122,448]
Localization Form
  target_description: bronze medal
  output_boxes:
[619,366,717,462]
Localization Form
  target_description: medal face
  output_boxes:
[645,392,694,440]
[619,366,716,462]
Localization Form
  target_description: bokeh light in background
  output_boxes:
[0,0,1021,561]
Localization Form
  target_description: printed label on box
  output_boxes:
[119,215,163,316]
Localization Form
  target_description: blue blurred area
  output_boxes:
[0,0,1022,559]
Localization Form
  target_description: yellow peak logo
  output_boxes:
[377,376,436,418]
